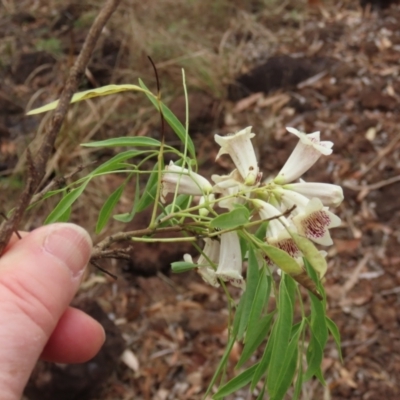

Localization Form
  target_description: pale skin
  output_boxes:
[0,223,105,400]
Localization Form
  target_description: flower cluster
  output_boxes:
[162,127,343,289]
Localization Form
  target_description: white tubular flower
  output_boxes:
[216,232,245,289]
[272,186,309,214]
[161,161,213,203]
[214,126,260,186]
[253,199,301,260]
[292,197,341,246]
[282,181,344,208]
[212,170,247,210]
[184,238,220,287]
[274,127,334,185]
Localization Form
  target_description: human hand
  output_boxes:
[0,223,105,400]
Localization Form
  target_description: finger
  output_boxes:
[2,232,28,254]
[0,223,92,400]
[41,307,105,363]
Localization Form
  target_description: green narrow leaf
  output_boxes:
[57,205,71,222]
[254,221,267,241]
[136,162,160,212]
[245,273,271,341]
[237,312,274,368]
[237,246,261,340]
[27,84,146,115]
[90,150,149,176]
[251,317,276,389]
[213,363,259,399]
[272,320,305,400]
[139,79,196,159]
[266,275,296,397]
[232,293,246,338]
[96,184,125,234]
[113,174,141,222]
[45,181,89,224]
[204,336,236,398]
[326,317,343,361]
[82,136,161,148]
[210,206,250,230]
[293,352,304,400]
[303,331,325,383]
[303,259,328,383]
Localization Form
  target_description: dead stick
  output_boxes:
[0,0,121,254]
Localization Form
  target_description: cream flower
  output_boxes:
[212,170,247,210]
[161,161,213,203]
[292,197,341,246]
[215,232,245,289]
[253,199,301,261]
[282,181,344,208]
[274,128,333,185]
[184,238,220,287]
[214,127,261,186]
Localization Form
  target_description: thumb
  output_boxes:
[0,223,92,400]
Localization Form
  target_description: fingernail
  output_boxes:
[43,224,92,278]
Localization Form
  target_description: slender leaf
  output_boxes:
[303,330,325,383]
[303,259,328,382]
[251,317,276,389]
[96,184,125,234]
[232,293,246,338]
[272,320,305,400]
[254,221,267,241]
[210,206,250,230]
[326,317,343,361]
[90,150,148,176]
[267,275,296,396]
[45,181,89,224]
[136,162,160,212]
[237,312,274,368]
[82,137,161,148]
[237,247,260,339]
[113,174,141,222]
[204,336,236,398]
[57,205,71,222]
[213,363,259,399]
[27,84,146,115]
[139,79,196,159]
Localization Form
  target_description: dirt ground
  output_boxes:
[2,0,400,399]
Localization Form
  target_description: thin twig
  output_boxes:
[30,161,97,205]
[0,0,121,254]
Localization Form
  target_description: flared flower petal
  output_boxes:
[292,198,341,246]
[161,161,213,203]
[214,126,260,186]
[216,232,244,289]
[274,127,334,185]
[283,181,344,207]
